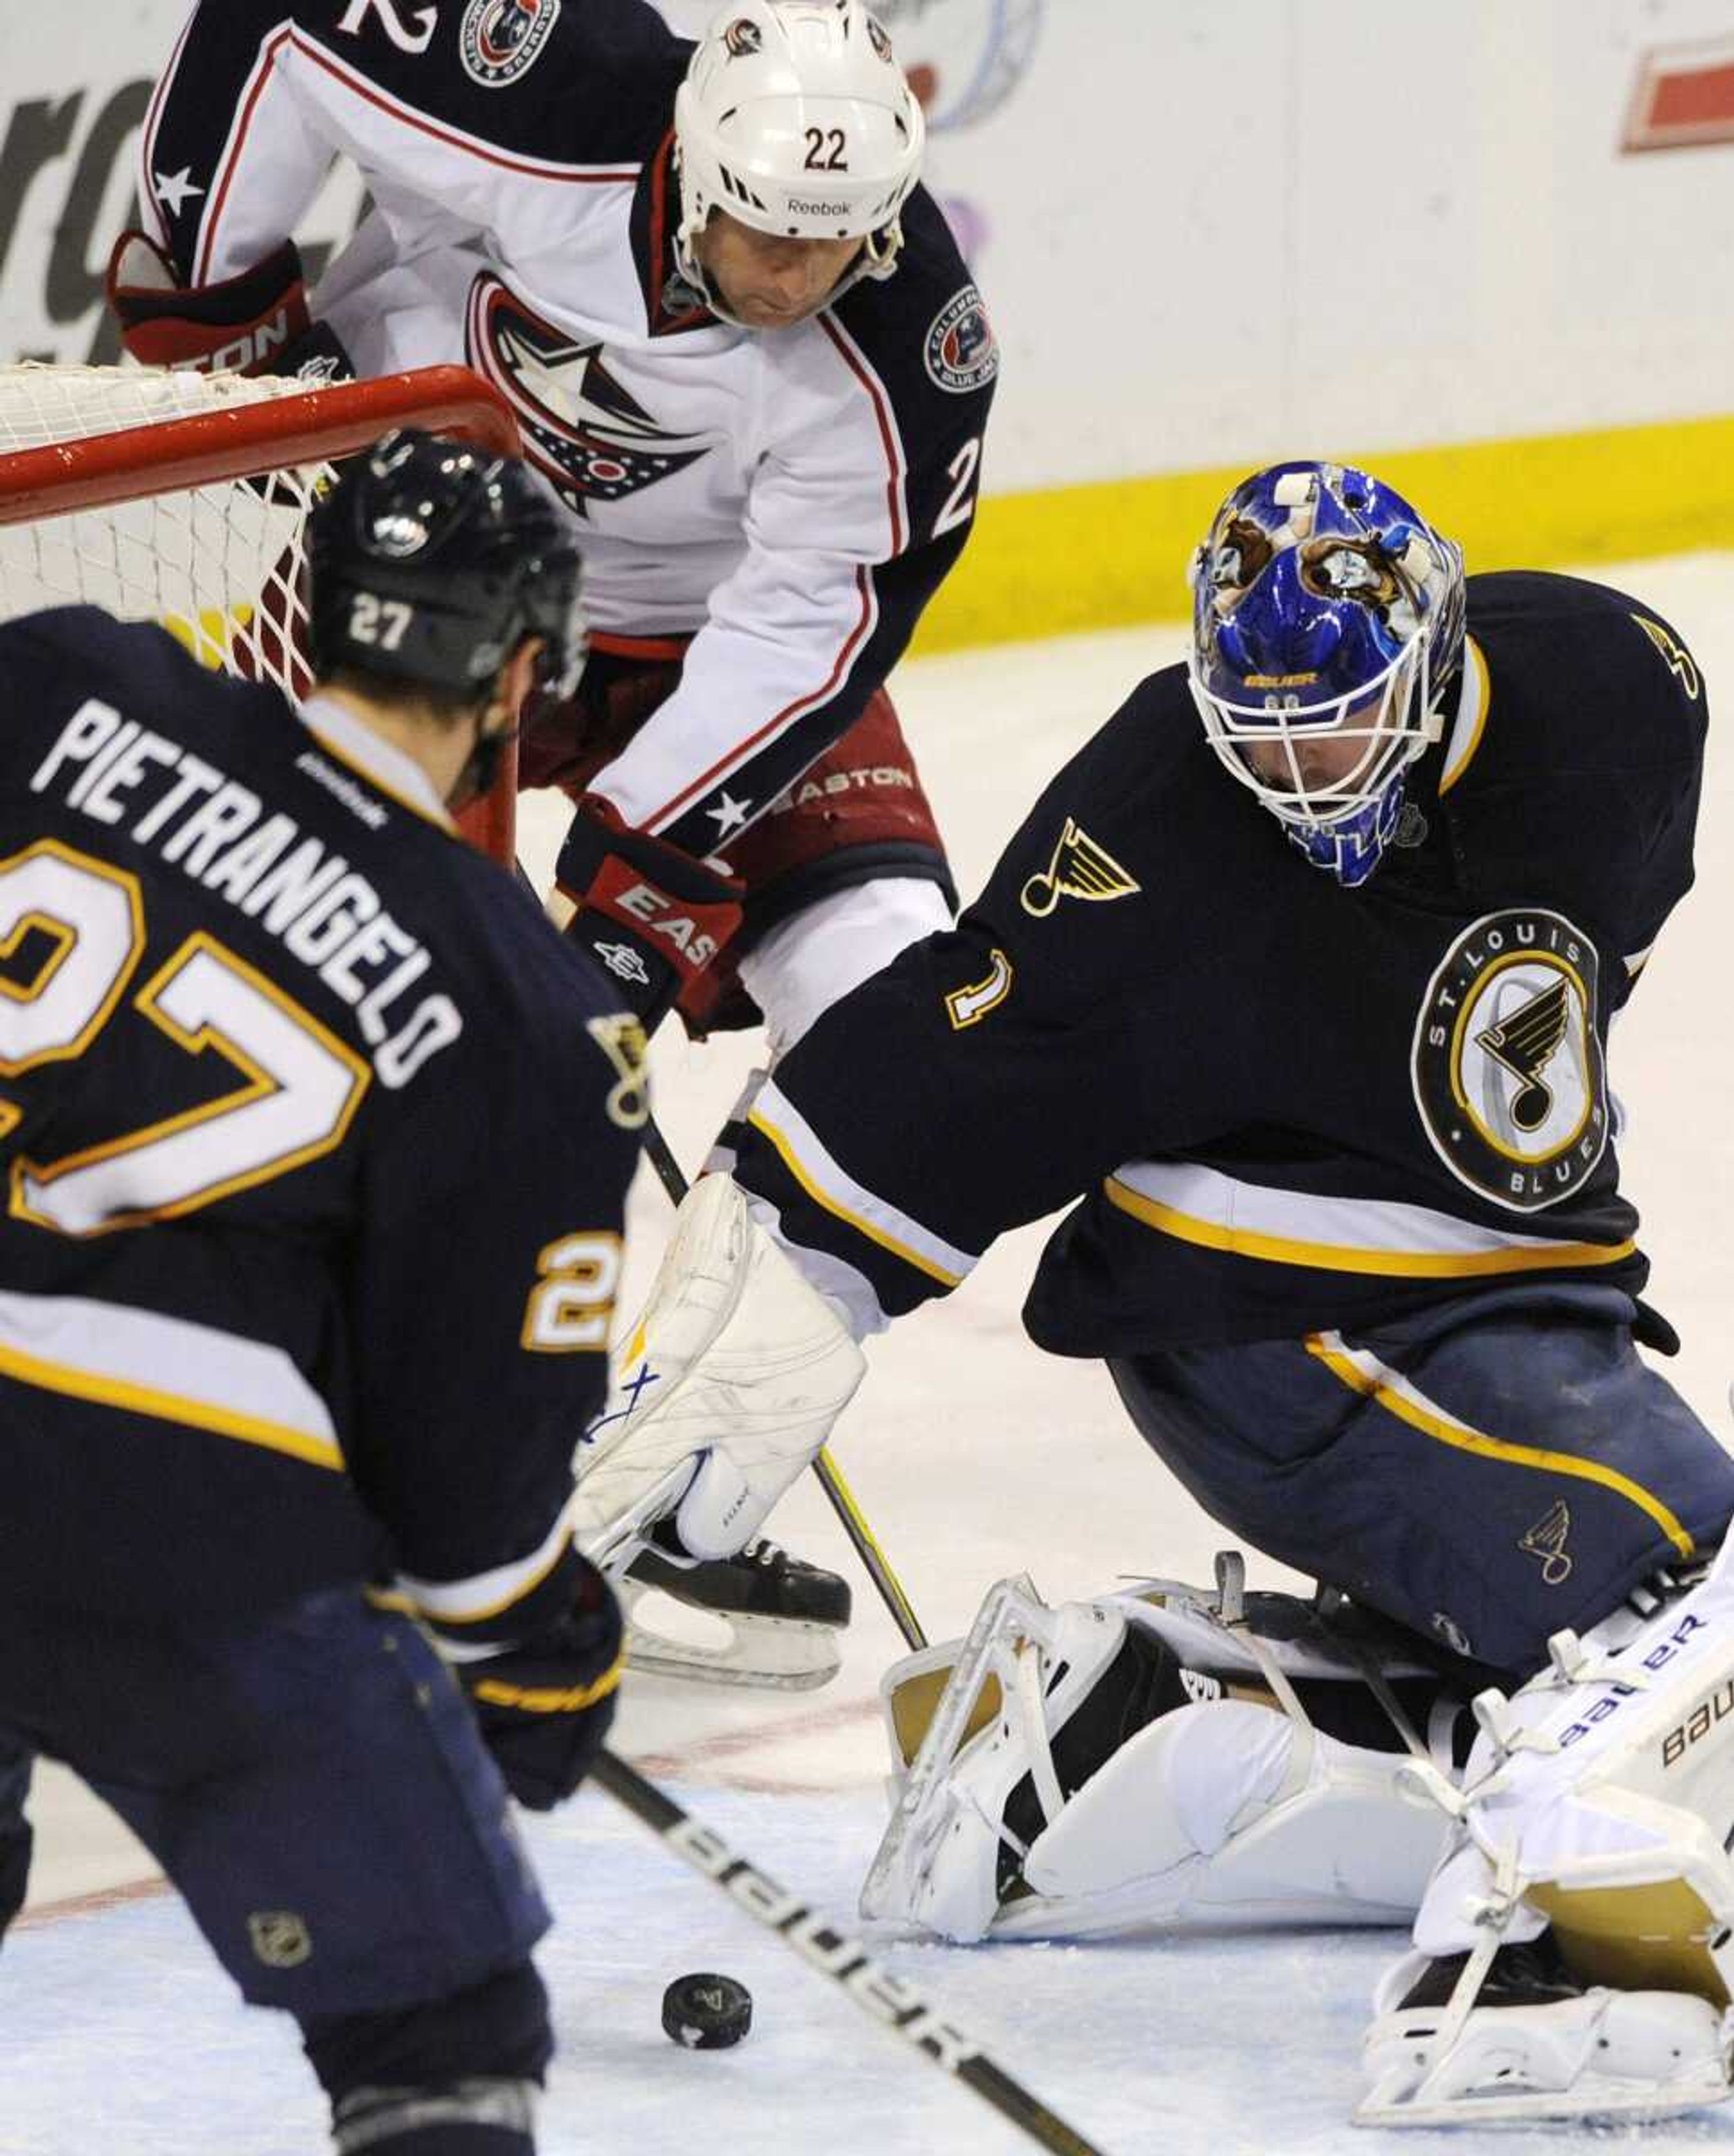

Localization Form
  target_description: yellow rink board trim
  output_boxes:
[911,410,1734,656]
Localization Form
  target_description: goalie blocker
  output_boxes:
[573,1175,866,1688]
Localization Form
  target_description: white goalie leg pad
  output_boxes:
[1011,1701,1445,1939]
[572,1174,866,1568]
[860,1567,1452,1943]
[1359,1540,1734,2127]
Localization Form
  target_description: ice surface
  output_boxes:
[14,562,1734,2152]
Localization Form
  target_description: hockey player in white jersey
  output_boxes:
[556,460,1734,2127]
[115,0,995,1684]
[114,0,996,1057]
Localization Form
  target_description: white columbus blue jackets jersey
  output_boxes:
[732,574,1707,1352]
[139,0,999,861]
[0,607,642,1623]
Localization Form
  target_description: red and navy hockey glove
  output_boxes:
[556,794,744,1029]
[107,231,349,380]
[457,1557,624,1812]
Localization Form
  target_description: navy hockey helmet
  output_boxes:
[1187,461,1465,887]
[306,429,585,706]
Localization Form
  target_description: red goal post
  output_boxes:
[0,363,527,863]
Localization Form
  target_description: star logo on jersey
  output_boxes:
[1019,818,1140,917]
[704,791,753,841]
[1411,908,1609,1213]
[470,279,712,517]
[153,167,204,217]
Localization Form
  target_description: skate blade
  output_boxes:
[623,1605,841,1692]
[1355,2068,1734,2128]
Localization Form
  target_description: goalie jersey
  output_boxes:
[137,0,998,856]
[732,573,1708,1352]
[0,608,641,1626]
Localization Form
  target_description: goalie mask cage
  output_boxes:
[0,362,525,861]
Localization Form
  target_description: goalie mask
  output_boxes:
[1187,461,1466,888]
[674,0,925,322]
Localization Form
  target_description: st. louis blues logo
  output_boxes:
[723,18,764,57]
[924,283,998,393]
[1411,908,1609,1212]
[469,279,711,517]
[461,0,560,87]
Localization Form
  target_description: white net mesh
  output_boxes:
[0,363,337,694]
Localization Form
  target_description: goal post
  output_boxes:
[0,362,527,863]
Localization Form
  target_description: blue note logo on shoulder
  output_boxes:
[461,0,560,86]
[1411,908,1609,1213]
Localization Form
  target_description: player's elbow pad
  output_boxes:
[107,230,343,380]
[556,793,744,1028]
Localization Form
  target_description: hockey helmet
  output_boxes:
[1187,461,1465,887]
[305,429,585,706]
[674,0,925,317]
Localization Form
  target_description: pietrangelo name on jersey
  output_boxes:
[31,699,462,1089]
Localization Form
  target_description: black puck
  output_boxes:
[662,1971,753,2049]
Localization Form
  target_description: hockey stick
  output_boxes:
[639,1110,928,1650]
[592,1747,1112,2156]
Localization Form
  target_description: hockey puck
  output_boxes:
[662,1971,753,2049]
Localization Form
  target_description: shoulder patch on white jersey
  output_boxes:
[924,283,999,394]
[461,0,561,86]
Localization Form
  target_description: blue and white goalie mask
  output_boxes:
[1187,462,1465,887]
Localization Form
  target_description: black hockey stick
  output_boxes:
[592,1747,1112,2156]
[639,1110,928,1650]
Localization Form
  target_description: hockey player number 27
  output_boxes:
[0,841,368,1236]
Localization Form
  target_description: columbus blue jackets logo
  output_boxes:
[460,0,560,87]
[722,19,764,58]
[1411,909,1609,1212]
[924,284,998,394]
[469,279,710,517]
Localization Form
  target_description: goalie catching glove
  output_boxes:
[107,231,350,380]
[573,1173,866,1573]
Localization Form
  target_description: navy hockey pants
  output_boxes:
[1110,1283,1734,1679]
[0,1588,550,2016]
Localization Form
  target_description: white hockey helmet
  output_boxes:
[674,1,926,314]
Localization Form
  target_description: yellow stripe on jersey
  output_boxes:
[748,1104,965,1288]
[0,1336,344,1471]
[1105,1176,1637,1279]
[1306,1332,1694,1559]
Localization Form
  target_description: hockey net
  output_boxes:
[0,362,524,857]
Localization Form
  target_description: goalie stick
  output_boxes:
[592,1747,1114,2156]
[639,1111,928,1651]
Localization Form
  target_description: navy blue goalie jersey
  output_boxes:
[0,608,641,1625]
[733,573,1707,1354]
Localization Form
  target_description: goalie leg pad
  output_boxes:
[862,1568,1454,1943]
[1360,1540,1734,2125]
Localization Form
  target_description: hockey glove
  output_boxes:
[456,1558,624,1811]
[573,1173,866,1571]
[107,231,349,381]
[555,794,744,1029]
